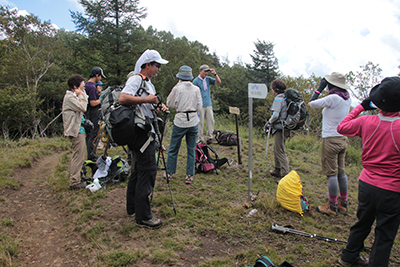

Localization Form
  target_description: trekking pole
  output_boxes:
[271,224,372,250]
[152,95,177,215]
[156,110,170,169]
[264,122,271,155]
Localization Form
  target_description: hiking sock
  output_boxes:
[338,173,348,203]
[328,175,338,206]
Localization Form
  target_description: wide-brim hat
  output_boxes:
[324,72,350,90]
[369,76,400,112]
[176,65,193,80]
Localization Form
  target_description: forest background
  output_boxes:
[0,0,395,140]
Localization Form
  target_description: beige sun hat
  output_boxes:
[324,72,350,90]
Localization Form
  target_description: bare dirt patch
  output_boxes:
[0,152,88,267]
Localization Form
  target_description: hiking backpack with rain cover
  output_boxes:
[195,142,229,174]
[283,88,308,130]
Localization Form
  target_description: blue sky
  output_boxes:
[3,0,400,80]
[2,0,81,31]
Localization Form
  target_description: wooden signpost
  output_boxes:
[229,106,242,165]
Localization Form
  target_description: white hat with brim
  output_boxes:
[134,49,169,74]
[324,72,350,90]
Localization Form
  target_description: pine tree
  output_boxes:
[247,39,280,87]
[71,0,147,84]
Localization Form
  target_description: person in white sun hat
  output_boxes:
[119,49,168,229]
[308,72,351,217]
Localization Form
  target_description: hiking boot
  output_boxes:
[136,217,162,229]
[338,200,348,214]
[339,256,369,266]
[69,183,85,190]
[269,168,282,178]
[317,203,337,216]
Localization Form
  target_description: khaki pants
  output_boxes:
[321,136,348,176]
[69,133,86,186]
[273,129,290,176]
[198,106,215,142]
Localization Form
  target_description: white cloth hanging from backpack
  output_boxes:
[93,156,112,179]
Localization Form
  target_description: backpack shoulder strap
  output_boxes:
[135,73,149,97]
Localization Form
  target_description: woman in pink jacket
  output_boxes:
[337,76,400,266]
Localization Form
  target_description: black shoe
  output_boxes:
[339,256,369,266]
[136,217,162,228]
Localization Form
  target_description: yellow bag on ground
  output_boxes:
[276,170,309,216]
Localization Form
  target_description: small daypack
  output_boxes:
[283,88,308,131]
[195,142,228,174]
[213,130,238,146]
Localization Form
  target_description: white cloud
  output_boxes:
[141,0,400,77]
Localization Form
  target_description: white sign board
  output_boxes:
[248,83,268,99]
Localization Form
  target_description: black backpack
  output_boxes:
[283,88,309,131]
[100,75,151,146]
[213,130,238,146]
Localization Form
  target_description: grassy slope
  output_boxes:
[1,122,400,266]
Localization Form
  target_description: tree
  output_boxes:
[346,61,383,102]
[0,6,66,138]
[247,40,280,86]
[71,0,147,84]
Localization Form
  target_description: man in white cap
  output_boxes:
[118,49,168,228]
[85,66,106,161]
[308,72,351,217]
[193,64,221,144]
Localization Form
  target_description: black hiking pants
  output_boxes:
[341,180,400,266]
[126,129,157,223]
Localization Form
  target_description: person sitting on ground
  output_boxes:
[267,79,290,179]
[337,77,400,267]
[308,72,351,217]
[62,74,88,190]
[165,65,202,185]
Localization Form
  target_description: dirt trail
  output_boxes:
[1,152,87,267]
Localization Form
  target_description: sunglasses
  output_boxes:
[204,70,210,72]
[151,62,161,69]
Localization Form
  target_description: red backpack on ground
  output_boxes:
[195,142,228,174]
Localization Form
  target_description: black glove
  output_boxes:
[309,78,328,102]
[361,97,377,111]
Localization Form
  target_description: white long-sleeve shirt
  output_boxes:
[167,81,202,128]
[309,94,351,138]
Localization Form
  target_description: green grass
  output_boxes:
[1,121,399,266]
